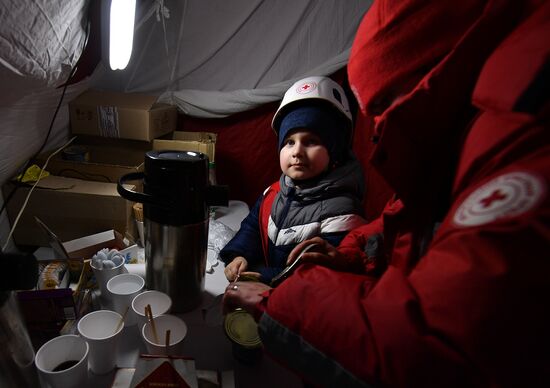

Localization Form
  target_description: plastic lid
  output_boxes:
[224,309,262,349]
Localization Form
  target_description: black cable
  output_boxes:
[0,14,92,221]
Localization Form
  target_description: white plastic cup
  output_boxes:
[107,273,145,327]
[77,310,123,375]
[132,290,172,332]
[142,314,188,356]
[91,259,125,297]
[34,334,89,388]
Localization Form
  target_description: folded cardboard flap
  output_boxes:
[153,131,217,162]
[63,229,126,259]
[2,175,135,247]
[173,131,216,143]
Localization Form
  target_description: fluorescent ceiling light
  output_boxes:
[108,0,136,70]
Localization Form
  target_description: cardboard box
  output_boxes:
[34,218,126,260]
[153,131,217,162]
[34,136,148,185]
[2,175,135,247]
[69,89,178,141]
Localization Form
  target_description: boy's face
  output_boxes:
[279,129,330,181]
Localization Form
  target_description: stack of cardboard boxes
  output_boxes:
[3,89,177,247]
[3,89,218,247]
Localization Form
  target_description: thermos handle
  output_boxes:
[117,172,157,204]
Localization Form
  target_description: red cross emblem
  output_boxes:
[453,172,545,227]
[296,81,317,94]
[479,189,507,208]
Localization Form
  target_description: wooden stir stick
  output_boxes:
[114,306,129,334]
[145,304,159,344]
[165,329,171,349]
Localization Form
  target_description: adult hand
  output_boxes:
[222,281,272,318]
[224,256,248,281]
[286,236,341,266]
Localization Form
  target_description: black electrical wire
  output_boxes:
[0,15,92,221]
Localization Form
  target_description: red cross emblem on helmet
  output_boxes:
[296,82,317,94]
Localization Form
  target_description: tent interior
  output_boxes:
[2,1,548,386]
[1,1,392,254]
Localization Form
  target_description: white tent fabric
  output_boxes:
[157,51,350,118]
[0,0,371,249]
[92,0,371,117]
[0,0,90,249]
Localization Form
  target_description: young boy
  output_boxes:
[220,76,367,284]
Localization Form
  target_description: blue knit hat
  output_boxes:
[278,105,350,165]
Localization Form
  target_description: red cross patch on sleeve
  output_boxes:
[453,171,546,227]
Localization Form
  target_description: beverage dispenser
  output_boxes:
[118,150,228,312]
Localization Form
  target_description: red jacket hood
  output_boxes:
[348,0,525,208]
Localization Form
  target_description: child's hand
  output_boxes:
[224,256,248,281]
[238,271,261,282]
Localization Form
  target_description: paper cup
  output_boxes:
[77,310,123,375]
[34,334,89,388]
[132,290,172,332]
[107,273,145,326]
[91,260,125,297]
[142,314,187,356]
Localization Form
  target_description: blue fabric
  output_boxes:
[278,105,350,165]
[219,191,349,284]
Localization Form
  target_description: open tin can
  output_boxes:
[224,308,262,365]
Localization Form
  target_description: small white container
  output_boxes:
[77,310,123,375]
[132,290,172,332]
[90,259,125,297]
[142,314,187,356]
[107,273,145,327]
[35,334,89,388]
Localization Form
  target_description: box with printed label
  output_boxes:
[69,89,177,141]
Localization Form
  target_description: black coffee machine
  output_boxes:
[118,150,228,312]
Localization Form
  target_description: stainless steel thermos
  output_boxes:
[118,150,228,312]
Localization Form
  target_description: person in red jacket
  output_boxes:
[223,0,549,386]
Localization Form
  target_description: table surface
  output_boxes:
[81,201,303,388]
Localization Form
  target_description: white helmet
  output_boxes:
[271,76,353,133]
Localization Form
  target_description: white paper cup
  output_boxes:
[107,273,145,327]
[34,334,89,388]
[142,314,187,356]
[132,290,172,332]
[77,310,123,375]
[91,260,125,297]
